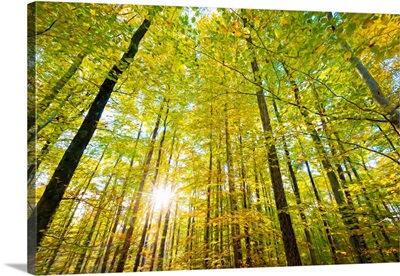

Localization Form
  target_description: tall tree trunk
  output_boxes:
[108,218,129,272]
[333,132,400,261]
[238,134,252,267]
[156,130,177,271]
[147,108,169,271]
[272,99,317,265]
[27,19,150,273]
[305,161,341,264]
[44,148,106,274]
[251,155,268,266]
[115,99,166,272]
[73,156,121,273]
[185,199,194,269]
[100,124,143,273]
[28,51,87,131]
[204,103,213,269]
[224,103,243,268]
[285,63,371,263]
[244,26,302,266]
[133,206,154,272]
[156,205,172,271]
[149,211,163,270]
[327,12,400,133]
[167,203,179,269]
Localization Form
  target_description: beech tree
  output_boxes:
[29,3,399,274]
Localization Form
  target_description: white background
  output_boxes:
[0,0,398,275]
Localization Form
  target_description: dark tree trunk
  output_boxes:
[44,149,106,274]
[156,131,177,271]
[149,211,163,270]
[238,135,252,267]
[133,206,153,272]
[185,200,194,268]
[244,29,302,266]
[305,161,341,264]
[167,203,179,269]
[272,99,317,265]
[27,20,150,273]
[156,206,172,271]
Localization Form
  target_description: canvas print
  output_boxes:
[27,1,400,275]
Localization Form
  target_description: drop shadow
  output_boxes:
[5,263,27,273]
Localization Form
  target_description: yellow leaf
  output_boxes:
[232,21,240,28]
[280,17,290,27]
[315,45,326,55]
[233,30,242,37]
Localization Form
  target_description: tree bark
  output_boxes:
[272,99,317,265]
[27,19,150,273]
[327,12,400,133]
[244,27,302,266]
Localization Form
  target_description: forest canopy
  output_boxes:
[27,2,399,275]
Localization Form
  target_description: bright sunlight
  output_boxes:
[152,185,174,210]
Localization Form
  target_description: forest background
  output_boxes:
[1,0,399,276]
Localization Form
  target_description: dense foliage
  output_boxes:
[28,2,399,274]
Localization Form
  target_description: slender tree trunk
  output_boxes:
[204,103,213,269]
[272,99,317,265]
[74,156,121,273]
[305,161,341,264]
[100,124,143,272]
[333,132,400,261]
[149,211,163,270]
[185,199,194,269]
[284,63,371,263]
[133,206,154,272]
[156,131,177,271]
[147,108,169,271]
[108,218,129,272]
[94,214,116,273]
[156,205,172,271]
[172,212,181,268]
[224,103,243,268]
[115,99,166,272]
[139,206,156,270]
[327,12,400,133]
[28,51,87,131]
[167,203,179,269]
[238,134,252,267]
[27,20,150,273]
[252,155,268,266]
[44,149,106,274]
[244,28,302,266]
